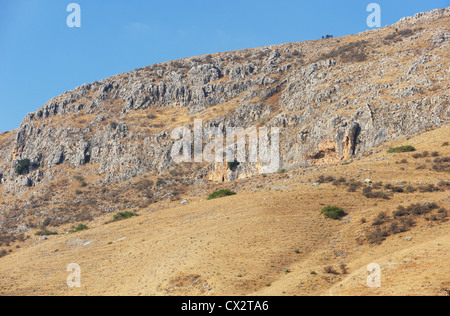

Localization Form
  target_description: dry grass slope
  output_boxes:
[0,125,448,296]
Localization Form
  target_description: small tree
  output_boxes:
[227,160,240,171]
[15,159,31,175]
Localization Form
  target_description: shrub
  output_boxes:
[405,185,417,193]
[401,217,415,229]
[437,180,450,189]
[69,224,89,233]
[15,159,31,175]
[366,228,389,245]
[320,40,368,63]
[324,266,340,275]
[340,264,349,275]
[394,203,438,217]
[393,205,408,218]
[391,186,404,193]
[0,233,26,247]
[317,175,335,183]
[332,177,347,186]
[418,184,440,193]
[227,160,240,171]
[207,189,237,200]
[434,157,450,163]
[320,206,347,220]
[384,28,419,44]
[347,181,362,192]
[387,145,416,153]
[372,182,383,189]
[432,157,450,173]
[363,187,390,199]
[437,208,448,221]
[42,218,51,228]
[113,211,138,222]
[35,230,58,236]
[372,217,384,226]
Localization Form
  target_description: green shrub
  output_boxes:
[69,224,89,233]
[320,206,347,220]
[15,159,31,175]
[387,145,416,153]
[35,230,58,236]
[207,189,237,200]
[227,160,240,171]
[113,211,138,222]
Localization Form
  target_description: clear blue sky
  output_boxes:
[0,0,448,132]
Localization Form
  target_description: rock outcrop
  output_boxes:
[0,7,449,194]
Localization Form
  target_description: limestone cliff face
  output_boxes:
[0,7,449,194]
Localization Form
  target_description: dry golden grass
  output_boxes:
[0,125,448,296]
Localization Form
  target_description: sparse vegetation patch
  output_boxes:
[69,224,89,233]
[15,159,31,175]
[207,189,237,200]
[387,145,416,153]
[320,206,347,220]
[113,211,139,222]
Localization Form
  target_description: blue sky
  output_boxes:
[0,0,448,132]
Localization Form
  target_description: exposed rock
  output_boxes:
[0,7,448,194]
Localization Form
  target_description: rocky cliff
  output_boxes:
[0,8,449,232]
